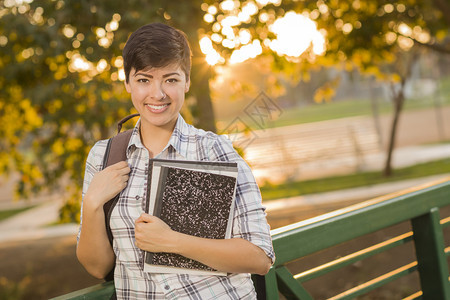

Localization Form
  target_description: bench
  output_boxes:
[52,177,450,299]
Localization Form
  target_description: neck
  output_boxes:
[139,118,177,157]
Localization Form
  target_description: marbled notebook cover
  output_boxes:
[144,160,238,275]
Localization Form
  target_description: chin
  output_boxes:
[143,116,177,129]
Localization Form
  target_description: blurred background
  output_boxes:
[0,0,449,299]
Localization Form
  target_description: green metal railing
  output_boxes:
[267,177,450,299]
[53,177,450,300]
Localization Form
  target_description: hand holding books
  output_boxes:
[135,213,179,254]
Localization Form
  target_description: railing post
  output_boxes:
[411,207,450,300]
[275,267,313,300]
[265,268,280,300]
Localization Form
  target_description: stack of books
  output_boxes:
[144,159,238,276]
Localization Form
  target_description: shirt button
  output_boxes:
[145,168,148,175]
[135,195,140,200]
[164,285,170,290]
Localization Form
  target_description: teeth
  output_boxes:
[146,104,168,110]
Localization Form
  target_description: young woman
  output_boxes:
[77,23,274,299]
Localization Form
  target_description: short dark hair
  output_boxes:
[122,23,192,82]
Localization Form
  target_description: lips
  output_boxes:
[145,103,170,113]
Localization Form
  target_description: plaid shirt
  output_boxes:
[79,115,275,299]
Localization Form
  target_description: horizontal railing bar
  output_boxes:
[271,178,449,237]
[271,178,450,266]
[441,216,450,228]
[327,262,418,300]
[402,291,422,300]
[295,232,413,282]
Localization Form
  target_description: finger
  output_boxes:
[118,166,131,175]
[137,213,153,223]
[116,161,129,168]
[109,161,129,170]
[135,214,146,224]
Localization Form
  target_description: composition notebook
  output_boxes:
[143,159,238,276]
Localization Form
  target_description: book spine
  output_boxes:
[153,166,170,219]
[144,159,154,266]
[144,160,154,214]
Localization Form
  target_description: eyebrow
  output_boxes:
[134,72,181,78]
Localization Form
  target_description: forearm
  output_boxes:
[174,235,272,275]
[77,199,115,279]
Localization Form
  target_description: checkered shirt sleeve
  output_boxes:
[210,135,275,263]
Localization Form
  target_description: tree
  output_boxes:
[0,0,217,222]
[200,0,449,176]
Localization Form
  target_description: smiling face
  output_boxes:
[125,64,190,132]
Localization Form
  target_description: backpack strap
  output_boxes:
[102,129,134,245]
[101,114,139,281]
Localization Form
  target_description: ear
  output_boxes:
[185,78,190,93]
[124,80,131,93]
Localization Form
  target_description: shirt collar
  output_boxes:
[167,114,190,158]
[126,119,145,158]
[126,114,190,159]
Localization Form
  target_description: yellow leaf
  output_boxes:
[436,30,448,41]
[52,140,65,156]
[391,73,401,82]
[66,138,83,151]
[101,90,110,101]
[30,166,43,179]
[76,104,86,113]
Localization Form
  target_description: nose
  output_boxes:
[149,82,166,100]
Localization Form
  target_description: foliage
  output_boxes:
[0,0,216,222]
[203,0,448,89]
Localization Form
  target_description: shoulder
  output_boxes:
[204,131,241,163]
[89,139,109,157]
[190,126,234,153]
[85,139,110,171]
[176,117,237,161]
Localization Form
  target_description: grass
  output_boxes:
[263,95,450,129]
[268,98,390,127]
[260,157,450,200]
[0,206,35,222]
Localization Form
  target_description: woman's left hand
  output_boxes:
[134,213,179,253]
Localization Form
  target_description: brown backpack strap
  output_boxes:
[117,113,140,134]
[102,129,136,245]
[103,129,134,167]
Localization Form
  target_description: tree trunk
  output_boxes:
[369,80,383,150]
[189,33,217,133]
[383,49,419,177]
[383,86,405,177]
[192,63,217,133]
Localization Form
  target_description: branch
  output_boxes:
[396,31,450,55]
[412,38,450,55]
